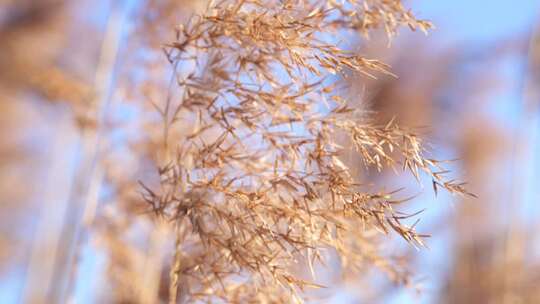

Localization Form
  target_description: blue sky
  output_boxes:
[419,0,540,43]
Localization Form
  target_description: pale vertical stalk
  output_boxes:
[139,222,169,304]
[22,1,131,303]
[169,223,183,304]
[59,2,133,301]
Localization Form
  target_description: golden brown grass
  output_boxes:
[131,0,473,302]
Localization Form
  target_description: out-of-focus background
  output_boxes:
[1,0,539,303]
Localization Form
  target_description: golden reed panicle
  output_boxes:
[132,0,474,302]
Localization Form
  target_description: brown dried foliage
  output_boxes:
[130,0,473,302]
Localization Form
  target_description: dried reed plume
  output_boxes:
[128,0,474,302]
